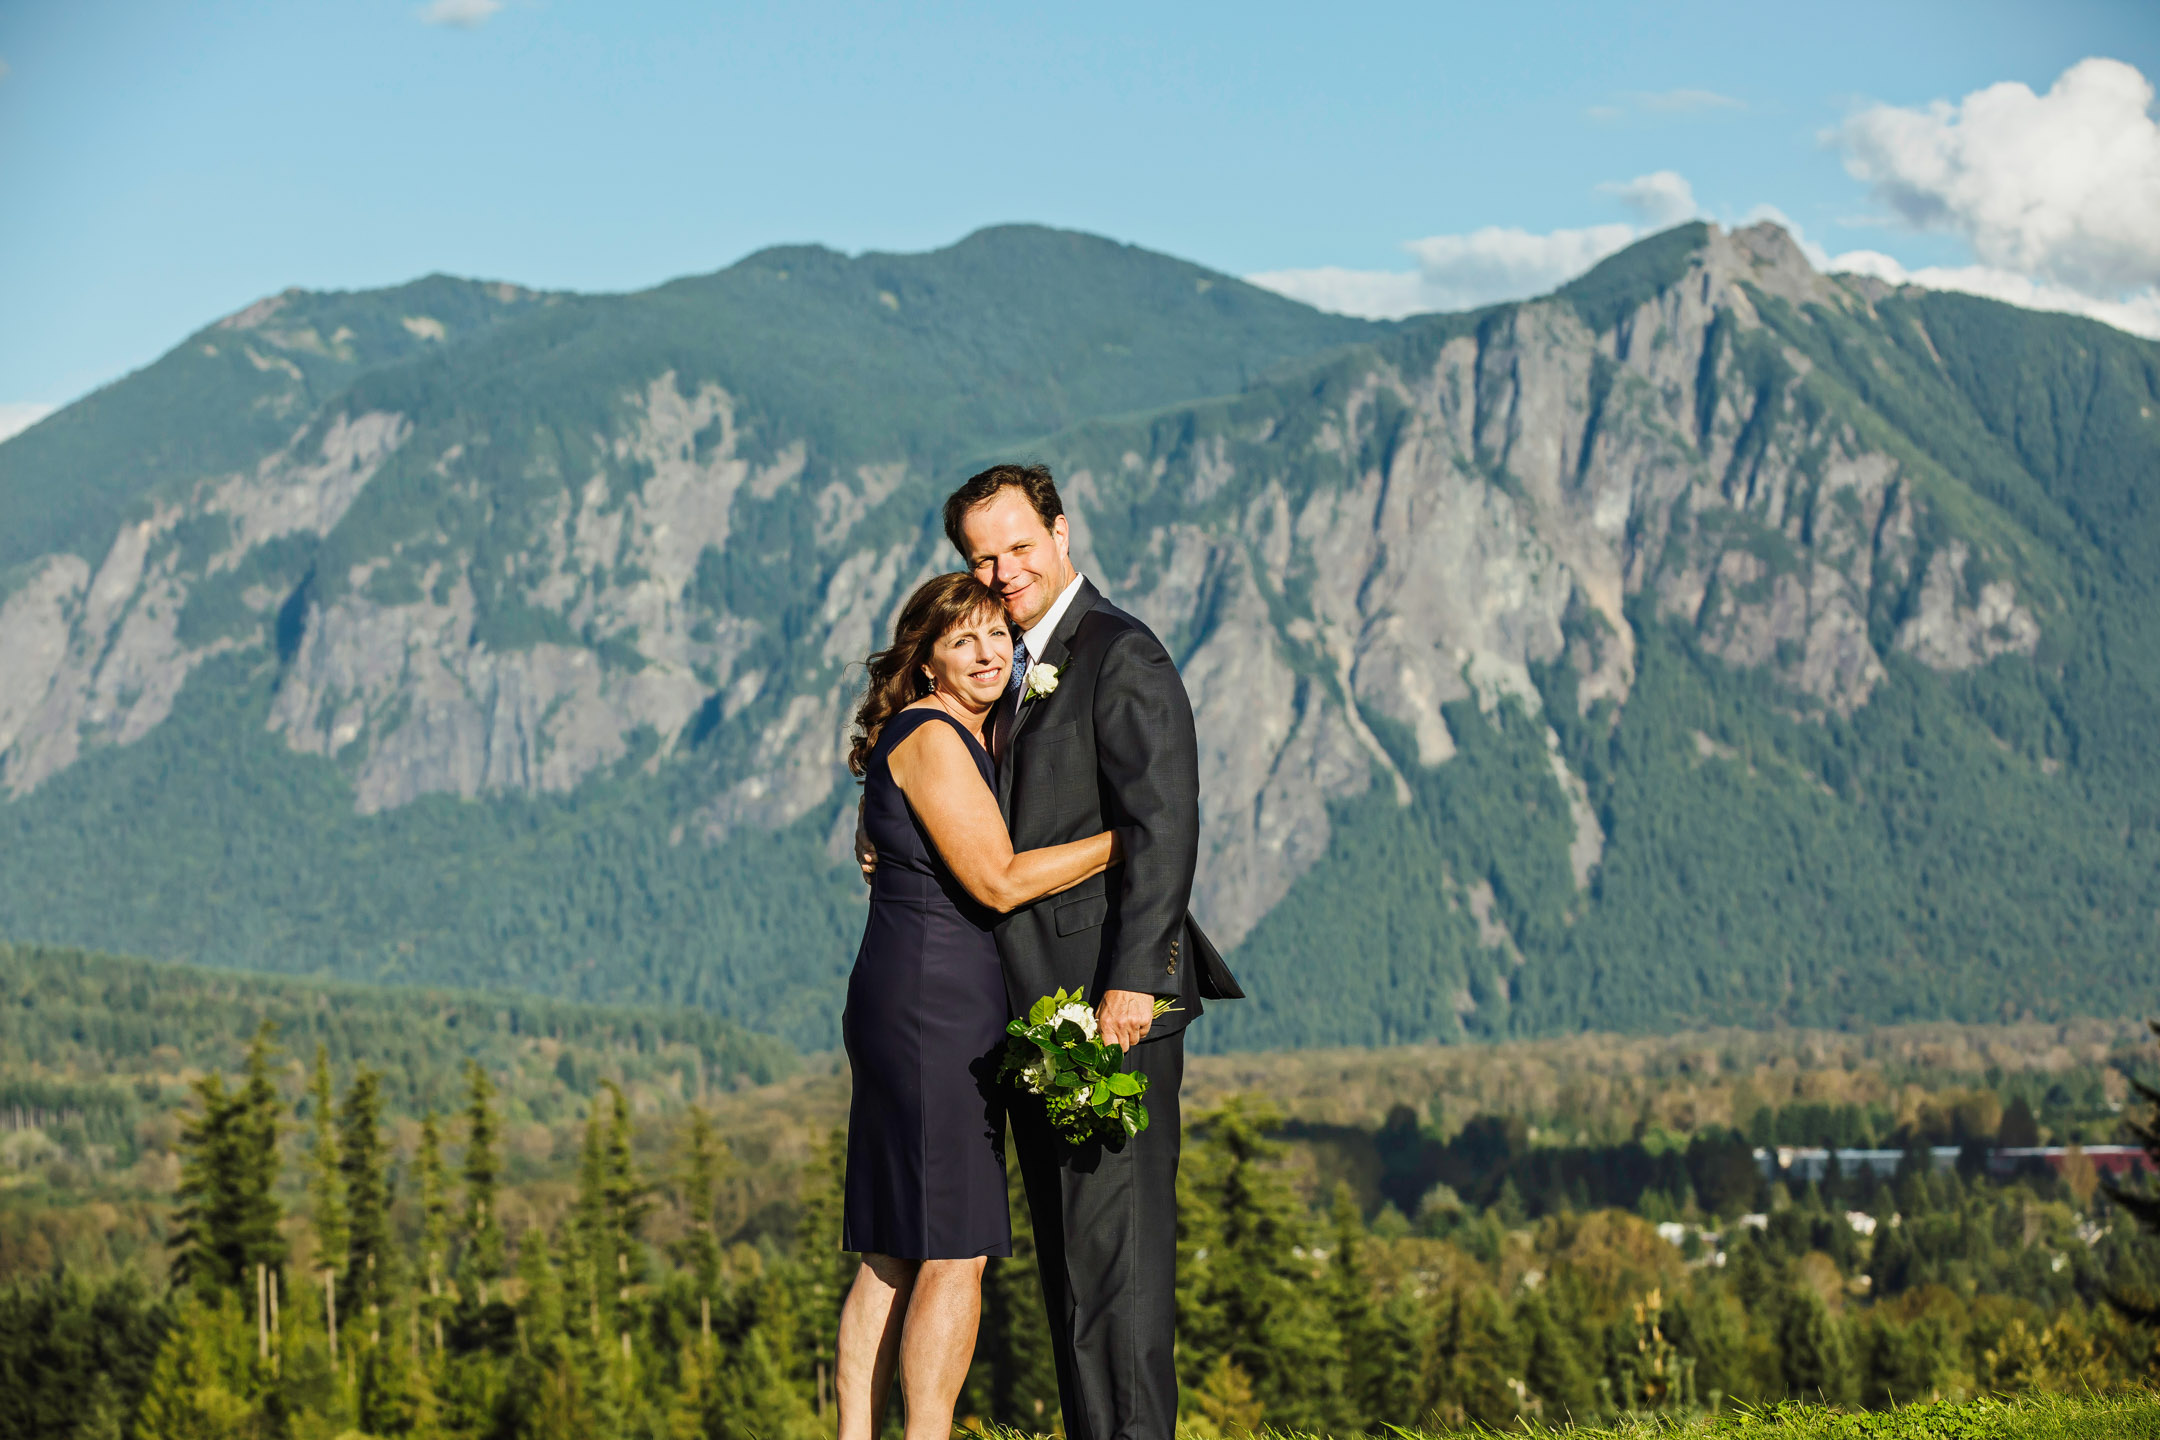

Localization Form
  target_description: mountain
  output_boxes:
[0,939,795,1132]
[1,221,2155,1050]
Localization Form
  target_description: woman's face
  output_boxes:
[923,605,1014,710]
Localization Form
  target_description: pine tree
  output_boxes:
[1775,1284,1854,1405]
[1177,1101,1345,1433]
[708,1323,818,1440]
[233,1022,288,1290]
[677,1105,726,1302]
[170,1026,288,1302]
[133,1292,258,1440]
[2102,1019,2160,1325]
[1322,1182,1387,1432]
[459,1059,507,1303]
[1427,1285,1520,1429]
[170,1072,242,1298]
[1515,1288,1594,1423]
[304,1046,347,1279]
[572,1082,650,1353]
[787,1125,853,1379]
[516,1225,566,1352]
[599,1081,650,1286]
[416,1111,452,1352]
[340,1067,396,1322]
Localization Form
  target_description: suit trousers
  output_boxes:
[1011,1029,1183,1440]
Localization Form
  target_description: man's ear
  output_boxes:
[1052,513,1071,565]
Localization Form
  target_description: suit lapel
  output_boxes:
[1010,578,1097,745]
[998,578,1099,816]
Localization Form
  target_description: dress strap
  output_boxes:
[878,706,990,761]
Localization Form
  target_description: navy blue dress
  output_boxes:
[842,707,1011,1259]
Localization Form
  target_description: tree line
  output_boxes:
[4,1024,2160,1440]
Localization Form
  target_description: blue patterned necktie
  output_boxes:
[1008,633,1031,698]
[994,633,1029,766]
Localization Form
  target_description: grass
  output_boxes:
[973,1394,2160,1440]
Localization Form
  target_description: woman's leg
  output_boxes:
[899,1257,989,1440]
[838,1254,919,1440]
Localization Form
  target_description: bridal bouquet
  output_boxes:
[1000,987,1178,1144]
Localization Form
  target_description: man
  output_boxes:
[942,462,1241,1440]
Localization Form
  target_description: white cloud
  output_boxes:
[420,0,502,28]
[1599,170,1699,229]
[1252,224,1636,320]
[0,403,55,444]
[1247,171,1707,320]
[1634,88,1744,115]
[1826,250,2160,339]
[1588,89,1743,123]
[1834,57,2160,299]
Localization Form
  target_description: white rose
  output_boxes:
[1052,1002,1099,1039]
[1024,662,1061,700]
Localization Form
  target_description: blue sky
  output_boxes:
[3,0,2156,424]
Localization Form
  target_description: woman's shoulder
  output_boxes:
[882,704,986,766]
[877,703,962,753]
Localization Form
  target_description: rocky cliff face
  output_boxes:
[0,223,2042,951]
[9,220,2135,1048]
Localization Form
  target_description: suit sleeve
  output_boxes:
[1093,626,1200,996]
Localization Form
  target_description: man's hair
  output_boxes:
[943,463,1064,559]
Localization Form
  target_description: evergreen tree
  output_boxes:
[133,1292,258,1440]
[677,1105,726,1301]
[304,1045,346,1281]
[459,1059,507,1303]
[169,1023,287,1299]
[572,1081,650,1353]
[2101,1019,2160,1326]
[1426,1285,1520,1429]
[786,1125,854,1379]
[1660,1286,1748,1410]
[708,1324,818,1440]
[234,1022,288,1290]
[1515,1288,1594,1423]
[1322,1182,1387,1432]
[1857,1311,1952,1407]
[170,1072,242,1298]
[340,1067,396,1323]
[416,1110,452,1351]
[1775,1284,1854,1405]
[1177,1101,1346,1433]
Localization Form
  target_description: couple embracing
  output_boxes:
[835,464,1242,1440]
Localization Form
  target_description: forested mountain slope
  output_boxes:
[0,221,2153,1049]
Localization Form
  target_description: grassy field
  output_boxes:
[1058,1393,2160,1438]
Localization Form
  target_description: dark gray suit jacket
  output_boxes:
[994,579,1241,1035]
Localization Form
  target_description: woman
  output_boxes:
[835,572,1120,1440]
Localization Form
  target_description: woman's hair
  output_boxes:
[848,571,1004,776]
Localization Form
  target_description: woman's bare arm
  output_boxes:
[887,719,1117,912]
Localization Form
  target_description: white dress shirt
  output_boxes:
[1019,572,1087,689]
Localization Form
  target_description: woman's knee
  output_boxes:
[914,1256,988,1285]
[857,1253,923,1289]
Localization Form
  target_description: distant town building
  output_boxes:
[1753,1145,2151,1182]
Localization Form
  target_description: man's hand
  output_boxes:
[1096,989,1157,1050]
[855,803,877,885]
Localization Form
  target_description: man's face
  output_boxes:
[959,488,1074,632]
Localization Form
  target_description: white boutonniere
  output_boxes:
[1022,661,1060,700]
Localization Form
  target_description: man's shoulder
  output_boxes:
[1070,592,1161,653]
